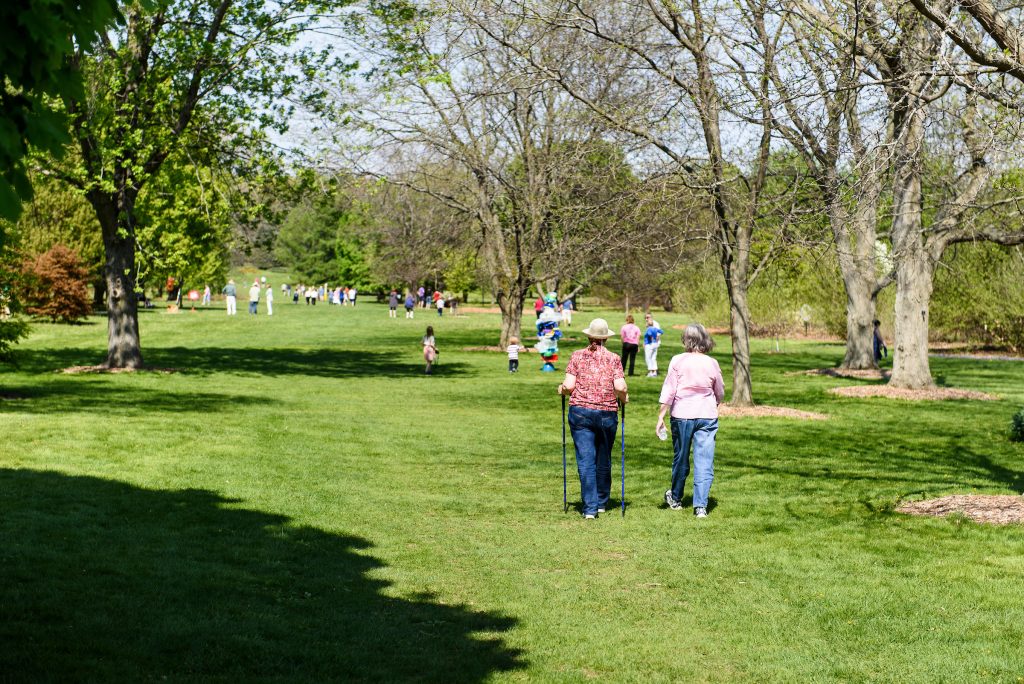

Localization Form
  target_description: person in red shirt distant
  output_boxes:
[534,296,544,319]
[557,318,629,519]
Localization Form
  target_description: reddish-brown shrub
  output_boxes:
[21,245,92,322]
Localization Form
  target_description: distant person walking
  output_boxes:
[643,313,664,377]
[349,287,358,307]
[265,282,274,316]
[248,280,260,315]
[388,289,399,318]
[422,326,438,375]
[873,319,888,363]
[202,284,211,306]
[534,296,544,319]
[656,323,724,518]
[561,297,573,327]
[436,294,445,317]
[404,292,415,319]
[619,314,641,377]
[418,285,427,308]
[557,318,628,519]
[222,279,237,316]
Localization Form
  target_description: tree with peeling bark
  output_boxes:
[755,5,895,369]
[45,0,352,369]
[803,0,1024,388]
[354,4,642,347]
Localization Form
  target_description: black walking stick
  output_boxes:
[561,393,568,513]
[620,400,626,517]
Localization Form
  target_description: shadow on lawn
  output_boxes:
[0,380,264,415]
[0,470,524,682]
[12,347,472,378]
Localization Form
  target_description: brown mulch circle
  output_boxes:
[59,365,179,375]
[791,367,891,380]
[897,495,1024,525]
[718,405,828,420]
[458,306,501,314]
[829,385,997,401]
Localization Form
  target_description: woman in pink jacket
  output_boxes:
[654,323,724,518]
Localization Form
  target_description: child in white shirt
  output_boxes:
[507,337,526,373]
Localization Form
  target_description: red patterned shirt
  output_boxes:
[566,345,624,411]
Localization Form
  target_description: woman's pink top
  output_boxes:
[566,345,624,412]
[619,324,641,345]
[658,352,725,419]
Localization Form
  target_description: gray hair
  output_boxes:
[682,323,714,353]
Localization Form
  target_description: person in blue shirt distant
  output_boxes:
[643,312,664,377]
[561,297,573,327]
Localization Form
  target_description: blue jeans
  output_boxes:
[248,301,258,314]
[568,406,618,515]
[670,418,718,508]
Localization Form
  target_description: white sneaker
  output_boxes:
[694,507,708,518]
[597,508,606,513]
[584,513,596,520]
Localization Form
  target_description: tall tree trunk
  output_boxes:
[888,109,933,389]
[840,275,878,369]
[497,289,525,348]
[92,193,143,369]
[829,172,885,370]
[890,246,935,388]
[725,269,753,406]
[92,276,106,311]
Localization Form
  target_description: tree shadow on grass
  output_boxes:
[11,347,473,379]
[0,469,524,683]
[0,380,265,416]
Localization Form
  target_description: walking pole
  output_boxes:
[620,400,626,517]
[561,393,568,513]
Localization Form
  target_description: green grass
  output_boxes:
[2,299,1024,683]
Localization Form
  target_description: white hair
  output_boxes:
[682,323,714,353]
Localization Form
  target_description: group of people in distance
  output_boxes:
[558,317,724,520]
[618,312,664,377]
[219,278,274,316]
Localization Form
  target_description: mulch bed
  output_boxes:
[897,495,1024,525]
[718,405,829,420]
[458,306,501,314]
[829,386,997,401]
[791,367,891,380]
[60,365,179,375]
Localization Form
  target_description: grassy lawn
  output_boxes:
[2,295,1023,683]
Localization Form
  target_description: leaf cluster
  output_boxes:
[0,0,119,222]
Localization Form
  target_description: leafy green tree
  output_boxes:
[441,249,478,302]
[0,0,119,222]
[44,0,352,368]
[134,155,231,298]
[275,196,373,288]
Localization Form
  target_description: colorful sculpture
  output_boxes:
[535,292,562,372]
